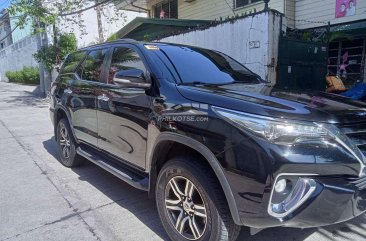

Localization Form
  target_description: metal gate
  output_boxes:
[276,28,329,91]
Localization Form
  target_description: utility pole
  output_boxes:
[33,0,51,97]
[35,27,45,96]
[95,4,104,43]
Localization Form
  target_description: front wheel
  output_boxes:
[156,158,241,241]
[56,118,84,167]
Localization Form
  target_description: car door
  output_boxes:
[67,48,109,147]
[96,45,152,169]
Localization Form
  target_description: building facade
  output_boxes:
[118,0,290,23]
[0,9,13,50]
[118,0,365,28]
[10,16,32,43]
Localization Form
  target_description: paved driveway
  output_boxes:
[1,82,366,241]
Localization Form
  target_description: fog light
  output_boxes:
[268,177,317,218]
[275,179,287,193]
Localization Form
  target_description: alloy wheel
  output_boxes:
[59,123,71,159]
[164,176,207,240]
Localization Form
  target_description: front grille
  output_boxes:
[338,123,366,157]
[347,176,366,190]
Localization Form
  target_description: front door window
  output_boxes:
[108,47,146,84]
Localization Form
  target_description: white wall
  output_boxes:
[0,35,39,82]
[158,11,281,83]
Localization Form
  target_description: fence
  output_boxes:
[0,35,39,82]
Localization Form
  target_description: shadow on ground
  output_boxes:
[5,94,48,108]
[43,137,169,240]
[1,85,48,108]
[43,138,366,241]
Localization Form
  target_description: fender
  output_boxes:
[148,132,242,225]
[53,104,79,144]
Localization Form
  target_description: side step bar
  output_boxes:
[76,146,149,191]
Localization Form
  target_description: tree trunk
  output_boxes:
[95,5,104,43]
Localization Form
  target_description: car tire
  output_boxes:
[156,157,241,241]
[56,118,84,167]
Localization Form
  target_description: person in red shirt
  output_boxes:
[337,3,347,18]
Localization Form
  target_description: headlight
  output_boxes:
[212,106,334,145]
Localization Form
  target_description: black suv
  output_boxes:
[50,39,366,241]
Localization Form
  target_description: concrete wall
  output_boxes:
[295,0,366,29]
[158,11,281,83]
[147,0,285,20]
[0,35,39,82]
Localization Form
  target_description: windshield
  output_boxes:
[158,45,262,85]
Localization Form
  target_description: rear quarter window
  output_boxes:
[60,51,87,74]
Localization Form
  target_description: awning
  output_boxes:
[330,20,366,40]
[115,17,211,41]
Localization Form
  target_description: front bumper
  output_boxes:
[243,175,366,228]
[282,176,366,228]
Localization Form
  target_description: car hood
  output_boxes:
[176,83,366,124]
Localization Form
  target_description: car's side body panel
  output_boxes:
[66,78,99,147]
[96,83,151,170]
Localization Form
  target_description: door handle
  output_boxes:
[97,94,110,102]
[64,88,72,94]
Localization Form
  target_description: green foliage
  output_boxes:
[9,0,57,34]
[107,33,118,42]
[59,33,78,56]
[5,67,40,85]
[33,33,78,70]
[33,45,57,71]
[5,71,22,83]
[9,0,126,38]
[143,34,154,42]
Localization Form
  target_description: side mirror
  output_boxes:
[113,69,151,89]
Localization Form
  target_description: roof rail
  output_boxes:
[119,38,138,42]
[79,38,139,50]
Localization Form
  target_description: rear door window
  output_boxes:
[79,49,108,82]
[61,51,87,74]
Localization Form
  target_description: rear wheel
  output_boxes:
[156,158,241,241]
[56,118,84,167]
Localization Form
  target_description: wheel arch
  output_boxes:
[148,132,241,225]
[54,105,78,143]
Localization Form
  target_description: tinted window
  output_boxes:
[158,46,261,85]
[61,51,87,74]
[80,49,108,82]
[108,47,146,83]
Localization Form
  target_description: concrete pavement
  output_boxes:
[1,82,366,241]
